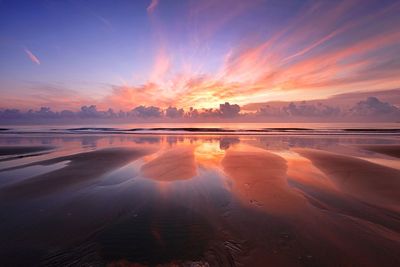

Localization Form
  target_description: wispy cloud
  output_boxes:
[147,0,159,14]
[112,0,400,109]
[149,49,170,82]
[5,0,400,112]
[23,48,40,65]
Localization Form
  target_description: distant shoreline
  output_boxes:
[0,127,399,136]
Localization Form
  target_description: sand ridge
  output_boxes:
[0,147,151,200]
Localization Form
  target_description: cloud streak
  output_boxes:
[23,48,40,65]
[147,0,159,14]
[100,0,400,110]
[3,1,400,113]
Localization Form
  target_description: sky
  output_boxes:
[0,0,399,115]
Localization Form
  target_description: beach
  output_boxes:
[0,129,399,266]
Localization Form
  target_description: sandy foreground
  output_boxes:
[0,146,54,156]
[0,136,399,266]
[0,147,151,200]
[360,144,400,158]
[296,148,400,213]
[222,148,400,266]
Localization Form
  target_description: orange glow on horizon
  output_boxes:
[98,0,400,111]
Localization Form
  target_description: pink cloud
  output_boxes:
[147,0,159,14]
[24,48,40,65]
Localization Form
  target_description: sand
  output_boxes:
[0,145,54,156]
[360,144,400,158]
[141,147,196,181]
[0,145,55,163]
[1,135,400,266]
[296,148,400,213]
[222,149,310,216]
[0,147,150,200]
[221,147,400,266]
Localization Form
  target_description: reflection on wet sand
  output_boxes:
[222,146,400,266]
[0,145,54,156]
[297,148,400,213]
[360,144,400,158]
[0,147,151,200]
[141,148,196,181]
[222,148,307,215]
[0,134,399,266]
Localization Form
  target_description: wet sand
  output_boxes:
[296,148,400,213]
[0,146,54,156]
[0,146,55,162]
[222,149,307,215]
[0,134,399,266]
[141,148,196,181]
[0,147,151,200]
[360,144,400,158]
[222,148,400,266]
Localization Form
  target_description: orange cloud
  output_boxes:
[105,83,174,111]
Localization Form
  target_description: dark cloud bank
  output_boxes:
[0,97,399,124]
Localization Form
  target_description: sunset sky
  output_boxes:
[0,0,399,112]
